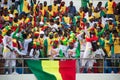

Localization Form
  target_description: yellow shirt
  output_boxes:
[2,29,7,36]
[113,37,120,54]
[107,1,114,14]
[32,20,34,26]
[79,11,85,19]
[3,16,9,21]
[109,24,114,31]
[48,10,54,17]
[13,9,18,15]
[116,27,120,33]
[60,6,66,13]
[94,12,100,19]
[64,16,71,24]
[25,18,30,23]
[40,9,45,16]
[39,38,44,47]
[43,6,48,11]
[33,39,40,46]
[23,0,30,13]
[39,16,44,22]
[52,5,58,12]
[18,18,24,24]
[76,27,79,33]
[115,15,119,21]
[33,4,37,11]
[97,23,104,28]
[13,21,18,26]
[33,4,37,16]
[48,38,53,52]
[53,37,59,42]
[105,40,111,55]
[117,21,120,25]
[88,6,94,12]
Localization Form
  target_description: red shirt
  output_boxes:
[0,35,3,43]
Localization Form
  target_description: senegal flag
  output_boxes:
[26,60,76,80]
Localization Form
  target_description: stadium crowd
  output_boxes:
[0,0,120,74]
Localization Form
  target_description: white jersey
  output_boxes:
[14,38,32,56]
[50,47,60,58]
[22,38,32,55]
[67,47,76,57]
[48,24,58,30]
[3,35,13,51]
[2,35,15,64]
[59,45,67,57]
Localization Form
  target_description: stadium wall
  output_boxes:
[0,74,120,80]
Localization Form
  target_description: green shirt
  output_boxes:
[81,0,89,7]
[97,28,105,37]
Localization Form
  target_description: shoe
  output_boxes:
[87,68,92,73]
[11,71,19,75]
[5,71,8,75]
[80,67,84,73]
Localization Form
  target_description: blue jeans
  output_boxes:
[106,14,115,21]
[15,1,20,9]
[16,68,23,74]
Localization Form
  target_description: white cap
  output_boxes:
[39,21,44,25]
[105,18,109,21]
[9,14,14,18]
[51,28,56,32]
[40,31,44,34]
[56,16,59,19]
[29,15,33,17]
[109,18,113,20]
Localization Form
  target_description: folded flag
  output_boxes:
[26,60,76,80]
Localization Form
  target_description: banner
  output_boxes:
[26,60,76,80]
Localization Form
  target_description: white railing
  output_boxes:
[0,57,120,74]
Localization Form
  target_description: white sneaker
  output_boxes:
[5,72,8,75]
[11,71,19,75]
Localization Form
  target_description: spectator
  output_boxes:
[59,1,67,15]
[79,7,85,19]
[50,40,61,58]
[52,0,59,16]
[80,27,97,73]
[62,13,71,28]
[68,1,76,18]
[105,0,116,20]
[81,0,89,13]
[67,39,76,58]
[29,32,40,58]
[3,29,16,74]
[94,2,102,21]
[43,1,48,11]
[22,0,30,14]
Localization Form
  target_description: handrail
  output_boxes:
[0,57,120,60]
[0,57,120,74]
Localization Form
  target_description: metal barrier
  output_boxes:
[0,57,120,74]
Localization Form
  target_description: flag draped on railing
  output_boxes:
[26,60,76,80]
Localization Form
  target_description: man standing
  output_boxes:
[3,30,15,74]
[81,0,89,13]
[105,0,116,19]
[68,1,76,18]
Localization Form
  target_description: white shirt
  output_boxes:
[3,35,13,50]
[67,48,76,57]
[59,45,67,54]
[49,24,58,30]
[89,21,95,28]
[21,38,32,55]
